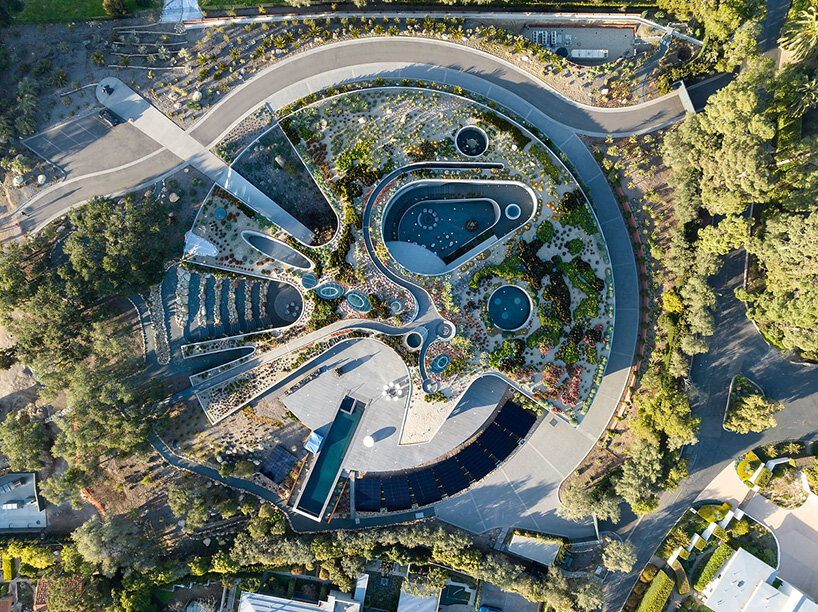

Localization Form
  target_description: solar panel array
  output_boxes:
[354,401,536,513]
[494,401,536,438]
[476,422,519,462]
[433,457,471,497]
[454,444,495,481]
[259,446,298,484]
[382,476,412,511]
[354,478,382,512]
[408,469,442,507]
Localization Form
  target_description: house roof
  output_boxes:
[704,548,778,612]
[0,473,47,531]
[238,592,361,612]
[396,588,441,612]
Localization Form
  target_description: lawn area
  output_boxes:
[14,0,159,23]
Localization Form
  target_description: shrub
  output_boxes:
[696,502,731,523]
[737,451,761,481]
[671,560,690,595]
[536,220,554,243]
[636,570,673,612]
[712,525,729,541]
[693,544,734,592]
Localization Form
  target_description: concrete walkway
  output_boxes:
[160,0,202,22]
[95,77,314,244]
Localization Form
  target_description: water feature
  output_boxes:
[295,398,365,519]
[431,353,451,373]
[488,285,532,331]
[241,231,312,270]
[456,126,489,157]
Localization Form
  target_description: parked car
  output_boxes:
[98,109,120,127]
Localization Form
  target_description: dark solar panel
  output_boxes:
[477,423,519,462]
[355,478,382,512]
[494,401,536,439]
[408,469,442,507]
[455,444,496,481]
[433,457,471,496]
[259,446,297,483]
[382,476,412,512]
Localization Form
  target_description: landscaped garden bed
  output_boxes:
[737,440,817,508]
[723,374,782,434]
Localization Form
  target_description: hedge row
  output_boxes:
[636,569,673,612]
[693,544,734,592]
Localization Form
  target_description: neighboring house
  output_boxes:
[702,548,818,612]
[0,595,12,612]
[0,473,47,532]
[238,591,362,612]
[396,587,441,612]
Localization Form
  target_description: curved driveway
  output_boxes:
[605,249,818,611]
[17,37,689,237]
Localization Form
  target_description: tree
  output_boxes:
[46,575,101,612]
[602,539,637,573]
[780,6,818,61]
[557,481,621,523]
[697,215,752,256]
[166,483,210,532]
[632,384,699,451]
[0,412,49,471]
[724,393,783,433]
[102,0,127,17]
[575,579,603,611]
[662,59,776,218]
[64,194,175,299]
[741,209,818,357]
[71,515,155,577]
[615,440,664,514]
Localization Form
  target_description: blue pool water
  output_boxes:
[296,398,364,518]
[488,285,531,331]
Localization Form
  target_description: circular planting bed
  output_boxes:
[455,125,489,157]
[488,285,532,331]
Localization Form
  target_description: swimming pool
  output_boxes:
[294,397,364,519]
[488,285,532,331]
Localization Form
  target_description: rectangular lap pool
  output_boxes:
[294,396,365,520]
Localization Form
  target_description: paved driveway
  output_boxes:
[745,493,818,599]
[479,582,540,612]
[24,110,161,177]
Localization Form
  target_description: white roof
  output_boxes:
[507,534,561,566]
[743,581,792,612]
[703,548,778,612]
[396,588,440,612]
[238,592,361,612]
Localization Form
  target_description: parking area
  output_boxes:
[25,109,162,177]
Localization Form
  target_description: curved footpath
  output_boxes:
[604,249,818,611]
